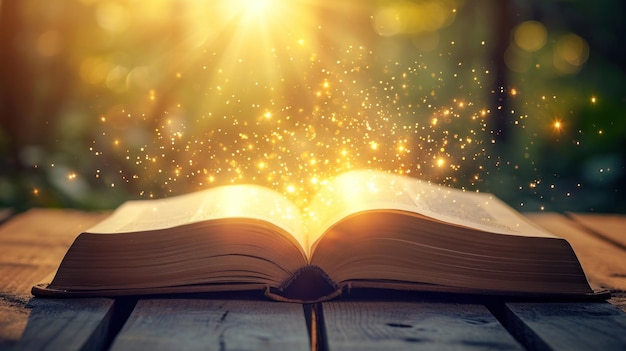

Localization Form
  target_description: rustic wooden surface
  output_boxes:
[527,212,626,311]
[110,299,310,351]
[504,302,626,350]
[13,298,116,351]
[0,209,110,351]
[1,209,625,350]
[568,213,626,249]
[321,301,524,350]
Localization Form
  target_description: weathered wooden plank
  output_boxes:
[568,213,626,249]
[0,298,30,350]
[12,298,117,351]
[0,209,107,297]
[566,213,626,313]
[110,299,310,351]
[504,302,626,350]
[0,208,107,245]
[321,301,523,350]
[526,212,626,291]
[0,209,109,348]
[0,242,69,266]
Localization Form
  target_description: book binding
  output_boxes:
[265,265,342,303]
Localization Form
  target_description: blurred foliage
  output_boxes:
[0,0,624,213]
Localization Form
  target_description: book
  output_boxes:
[32,170,603,302]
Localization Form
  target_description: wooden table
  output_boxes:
[1,209,625,350]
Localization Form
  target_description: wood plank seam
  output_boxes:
[312,303,329,351]
[99,298,138,350]
[503,302,626,350]
[501,304,549,351]
[303,304,320,351]
[565,212,626,252]
[484,301,531,350]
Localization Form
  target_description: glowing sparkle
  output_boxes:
[88,1,526,210]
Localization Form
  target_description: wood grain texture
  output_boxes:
[525,212,626,291]
[0,208,107,244]
[0,209,108,297]
[110,299,310,351]
[568,213,626,250]
[0,301,30,350]
[13,298,115,351]
[0,209,108,349]
[321,301,523,350]
[566,213,626,312]
[505,302,626,350]
[2,209,626,350]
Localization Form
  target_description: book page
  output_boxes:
[305,170,555,248]
[87,185,307,251]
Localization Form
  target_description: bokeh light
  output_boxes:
[514,21,547,53]
[0,0,624,213]
[554,33,589,74]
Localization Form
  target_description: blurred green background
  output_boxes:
[0,0,624,213]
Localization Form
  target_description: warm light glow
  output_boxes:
[513,21,547,52]
[220,0,293,27]
[234,0,278,15]
[84,0,494,209]
[372,0,457,37]
[553,33,589,74]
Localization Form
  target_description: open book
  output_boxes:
[33,170,601,302]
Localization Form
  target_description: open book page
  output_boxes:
[87,185,308,252]
[305,170,555,248]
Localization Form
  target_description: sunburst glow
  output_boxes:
[1,0,620,214]
[91,0,491,208]
[51,0,604,213]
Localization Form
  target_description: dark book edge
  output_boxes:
[31,269,610,303]
[31,281,270,298]
[341,280,611,302]
[265,265,342,303]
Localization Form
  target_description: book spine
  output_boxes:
[265,265,342,303]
